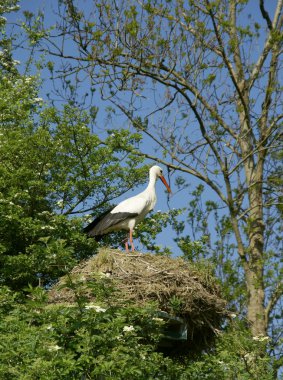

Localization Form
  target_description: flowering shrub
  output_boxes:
[0,286,182,379]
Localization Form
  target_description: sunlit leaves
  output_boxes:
[0,35,148,290]
[0,95,148,287]
[0,284,182,379]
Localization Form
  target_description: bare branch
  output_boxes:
[260,0,273,30]
[265,280,283,322]
[229,0,245,81]
[259,40,282,141]
[114,102,229,205]
[237,202,283,221]
[249,0,283,88]
[229,129,283,176]
[206,0,250,126]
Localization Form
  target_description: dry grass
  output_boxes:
[48,248,228,352]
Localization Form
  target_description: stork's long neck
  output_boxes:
[146,171,157,193]
[143,169,158,210]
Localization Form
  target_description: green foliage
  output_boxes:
[1,2,282,377]
[0,283,276,380]
[0,102,98,288]
[137,208,184,254]
[0,89,150,289]
[181,323,274,380]
[0,6,149,290]
[176,185,247,303]
[0,284,183,380]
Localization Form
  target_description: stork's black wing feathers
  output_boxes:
[83,206,115,234]
[90,212,139,236]
[84,206,138,237]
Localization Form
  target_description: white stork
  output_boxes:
[84,165,171,252]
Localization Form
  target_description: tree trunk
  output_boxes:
[246,175,266,336]
[246,265,266,336]
[237,89,267,336]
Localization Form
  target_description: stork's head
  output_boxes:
[150,165,172,193]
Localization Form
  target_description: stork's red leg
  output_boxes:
[123,235,129,253]
[125,240,129,252]
[129,229,135,252]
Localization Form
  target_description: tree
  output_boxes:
[1,279,275,380]
[0,6,188,379]
[34,0,282,362]
[0,2,153,290]
[0,284,185,380]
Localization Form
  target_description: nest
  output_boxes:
[48,248,228,353]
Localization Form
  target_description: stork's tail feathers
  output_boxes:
[83,207,115,238]
[83,224,103,241]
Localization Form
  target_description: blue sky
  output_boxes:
[6,0,278,254]
[4,4,283,374]
[6,0,202,253]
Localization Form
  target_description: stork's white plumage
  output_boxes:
[84,165,171,252]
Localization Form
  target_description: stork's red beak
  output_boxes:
[160,175,172,193]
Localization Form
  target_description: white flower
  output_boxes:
[34,97,43,103]
[7,5,20,11]
[40,211,51,215]
[84,214,93,224]
[46,325,53,331]
[152,317,164,323]
[123,325,135,333]
[252,335,269,342]
[56,199,64,208]
[97,271,110,278]
[244,353,255,363]
[85,303,106,312]
[230,313,237,319]
[42,225,55,230]
[48,344,62,352]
